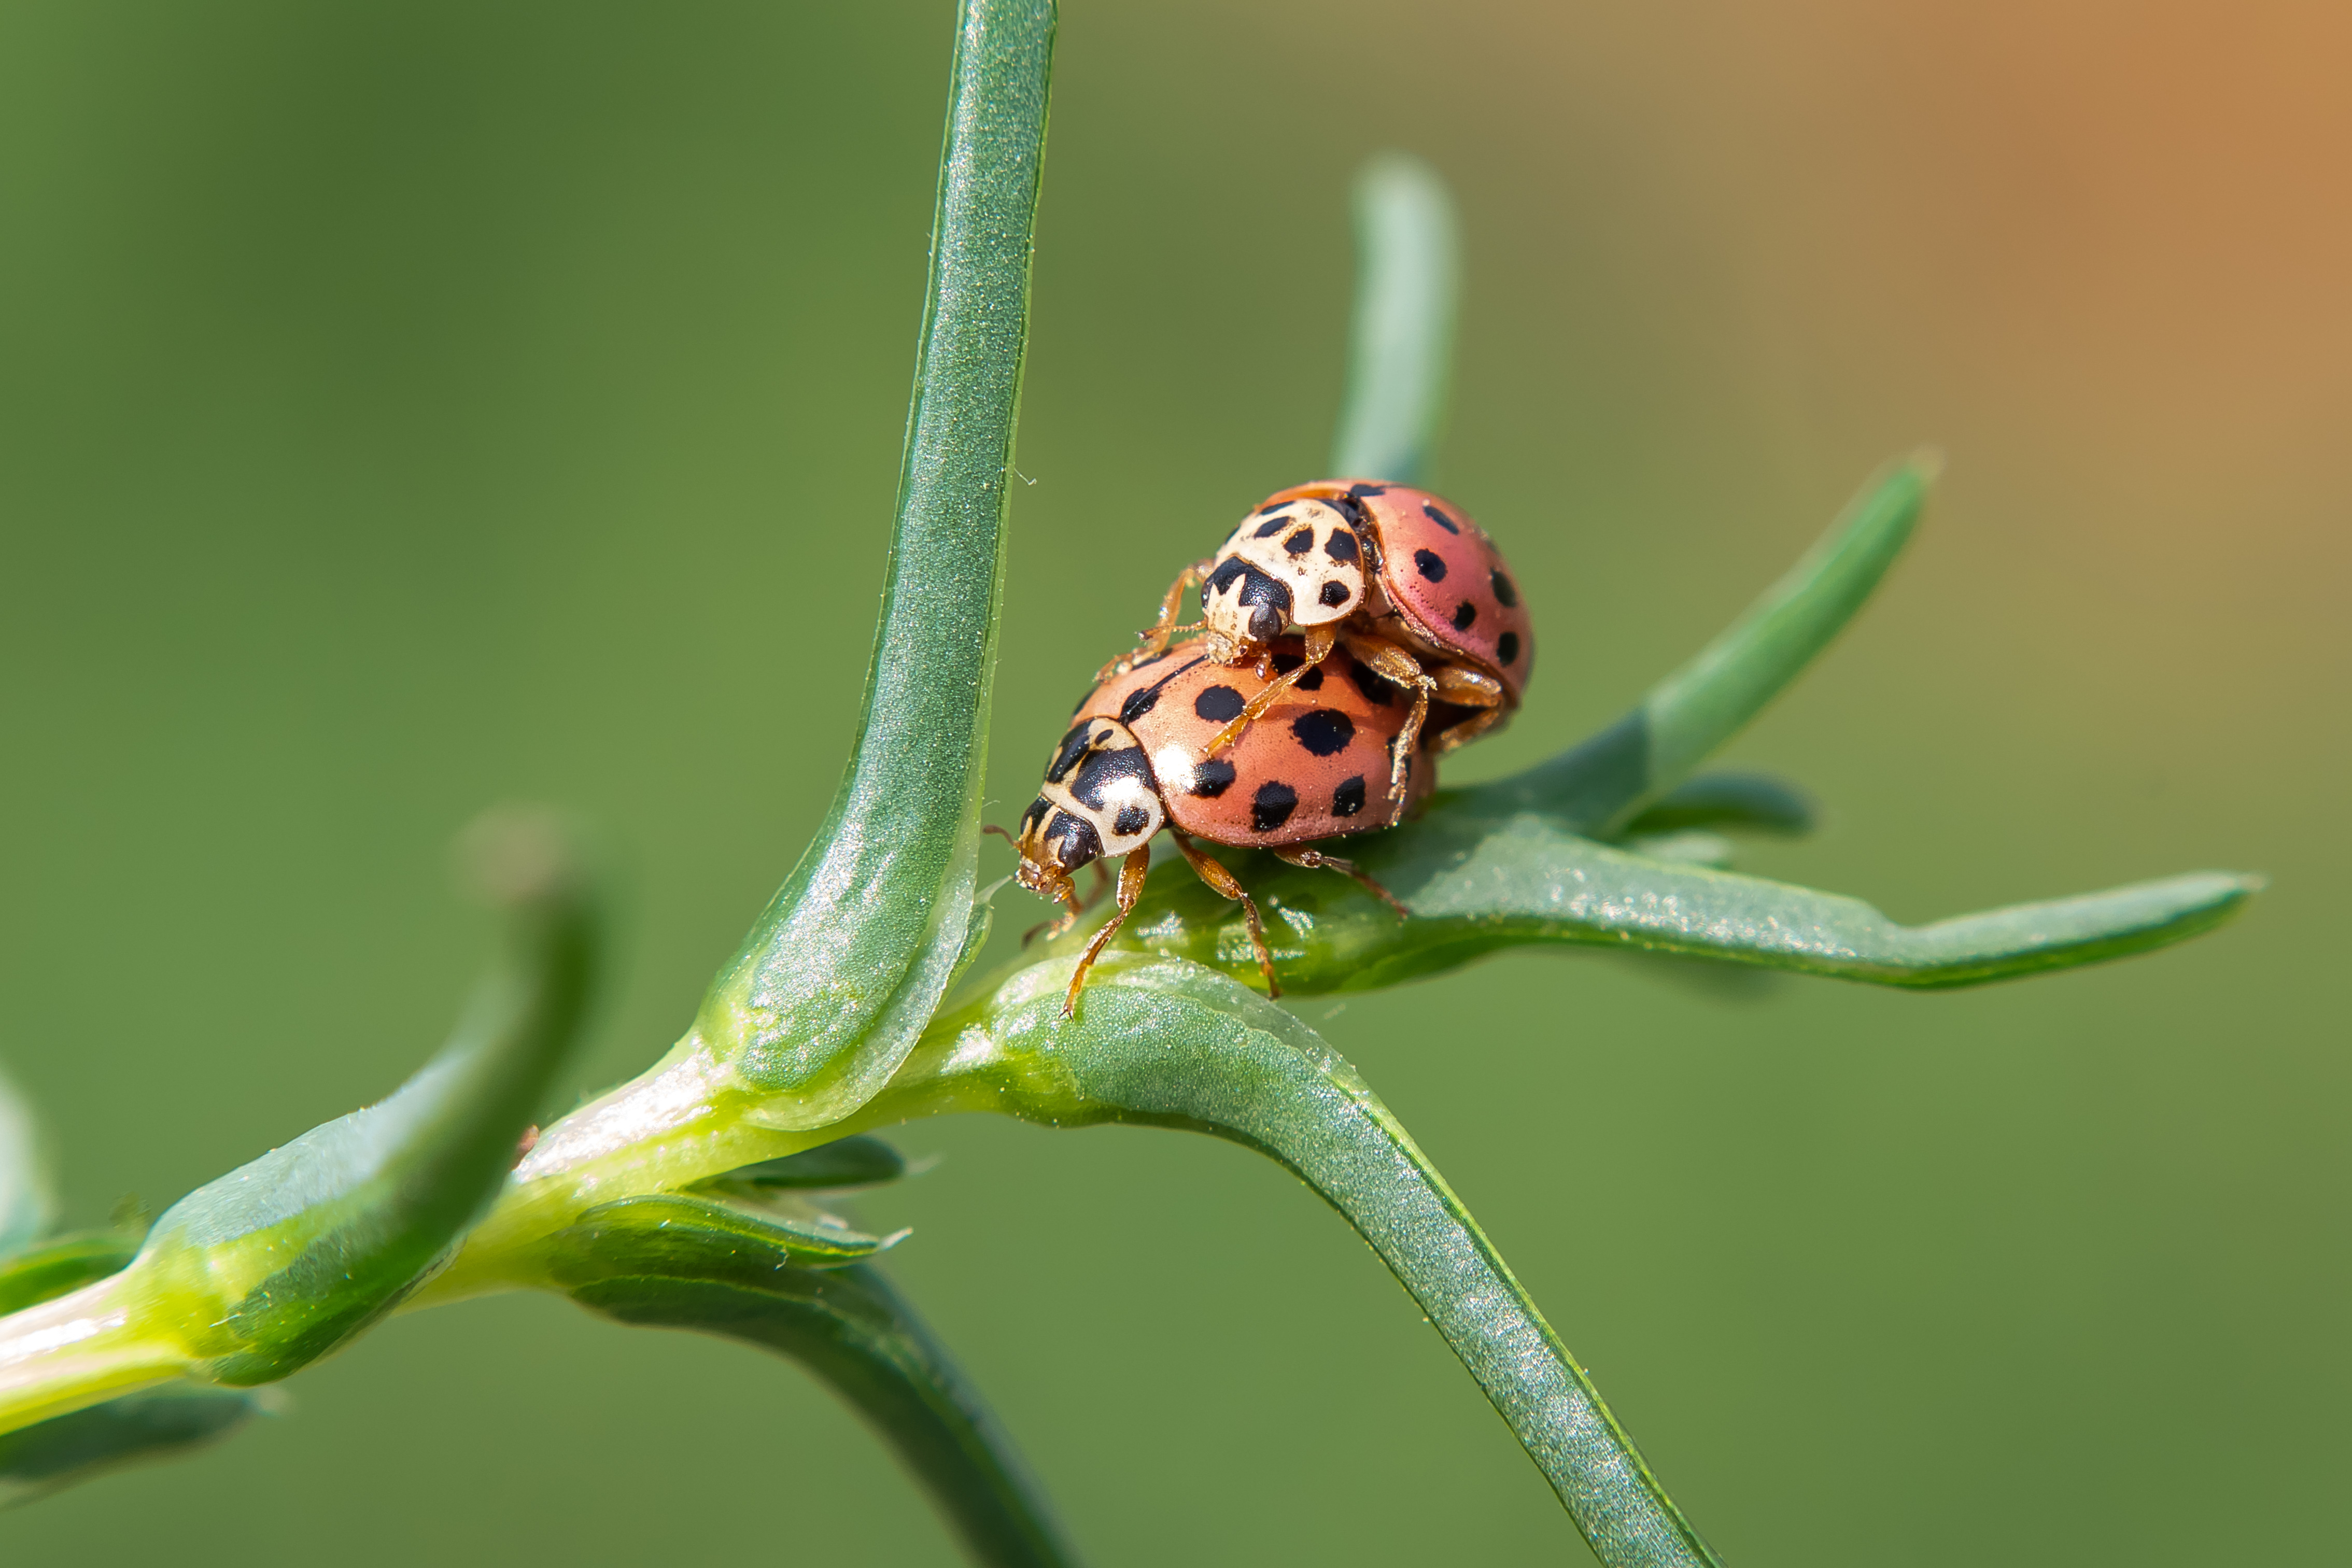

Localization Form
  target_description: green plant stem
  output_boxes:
[695,0,1055,1128]
[1329,153,1458,484]
[0,815,599,1436]
[860,954,1722,1568]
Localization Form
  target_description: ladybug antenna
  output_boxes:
[982,823,1019,847]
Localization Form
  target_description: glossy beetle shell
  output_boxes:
[1077,638,1432,844]
[1254,478,1534,702]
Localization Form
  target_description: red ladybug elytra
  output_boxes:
[1102,480,1534,803]
[999,637,1426,1012]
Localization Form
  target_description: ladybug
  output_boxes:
[997,637,1427,1012]
[1104,480,1533,804]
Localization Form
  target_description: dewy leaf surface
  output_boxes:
[546,1203,1079,1568]
[1039,795,2256,995]
[697,0,1055,1127]
[870,954,1720,1567]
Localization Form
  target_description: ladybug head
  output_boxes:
[1203,498,1368,657]
[1013,716,1164,902]
[1012,796,1100,902]
[1200,555,1291,658]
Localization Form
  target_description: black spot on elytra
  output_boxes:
[1452,601,1477,631]
[1421,502,1461,534]
[1413,548,1447,583]
[1194,685,1247,723]
[1294,664,1323,691]
[1119,684,1162,724]
[1044,810,1102,870]
[1324,528,1359,564]
[1291,709,1355,756]
[1497,631,1521,666]
[1332,776,1367,817]
[1251,781,1300,832]
[1070,746,1150,811]
[1347,483,1388,499]
[1252,516,1289,539]
[1045,721,1096,783]
[1346,659,1399,706]
[1490,570,1518,608]
[1111,803,1151,838]
[1191,758,1236,797]
[1283,529,1314,556]
[1318,581,1350,608]
[1021,797,1050,830]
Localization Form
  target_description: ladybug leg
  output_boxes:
[1204,623,1341,757]
[1063,845,1155,1016]
[1339,632,1439,803]
[1426,665,1509,754]
[1097,561,1211,682]
[1270,845,1410,921]
[1022,884,1083,947]
[1168,829,1281,997]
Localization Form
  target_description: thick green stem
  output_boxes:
[0,813,600,1436]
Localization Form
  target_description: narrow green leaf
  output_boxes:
[697,0,1056,1128]
[1616,771,1816,840]
[1329,153,1459,485]
[1043,798,2256,995]
[1476,453,1937,834]
[0,810,601,1435]
[699,1135,909,1193]
[870,954,1718,1566]
[566,1193,901,1268]
[0,1065,52,1257]
[546,1206,1080,1568]
[0,1386,263,1508]
[137,812,600,1384]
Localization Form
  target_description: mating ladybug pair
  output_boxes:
[998,479,1534,1011]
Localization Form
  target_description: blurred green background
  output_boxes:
[1,0,2343,1562]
